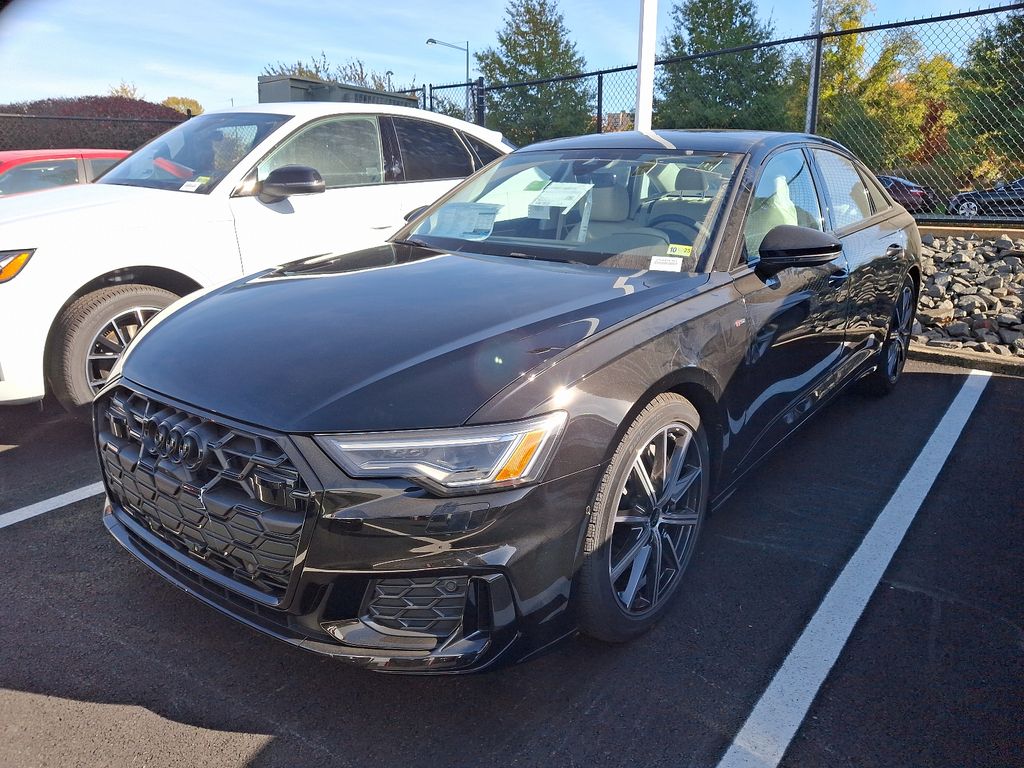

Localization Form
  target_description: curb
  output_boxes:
[909,342,1024,375]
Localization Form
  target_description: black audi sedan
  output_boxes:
[95,130,920,673]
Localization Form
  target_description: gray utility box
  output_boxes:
[257,76,418,107]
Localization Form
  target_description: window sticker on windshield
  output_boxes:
[528,182,593,218]
[179,180,203,192]
[431,202,500,240]
[649,255,684,272]
[667,244,692,258]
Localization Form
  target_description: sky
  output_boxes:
[0,0,1001,111]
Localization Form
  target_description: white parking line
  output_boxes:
[0,482,105,530]
[716,369,992,768]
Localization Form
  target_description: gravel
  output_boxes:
[915,233,1024,358]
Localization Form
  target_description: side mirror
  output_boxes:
[258,165,325,203]
[756,225,842,273]
[404,204,429,222]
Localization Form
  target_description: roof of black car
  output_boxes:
[518,129,842,154]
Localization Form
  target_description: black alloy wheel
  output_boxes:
[577,393,709,642]
[858,275,916,396]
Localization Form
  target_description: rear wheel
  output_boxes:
[576,393,709,643]
[48,284,176,412]
[956,200,981,218]
[858,276,916,397]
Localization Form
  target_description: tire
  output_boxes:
[576,393,710,643]
[47,284,176,412]
[857,275,916,397]
[956,200,981,218]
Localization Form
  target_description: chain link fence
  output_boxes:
[418,3,1024,224]
[0,113,186,152]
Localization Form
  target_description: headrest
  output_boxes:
[675,167,705,194]
[590,185,629,221]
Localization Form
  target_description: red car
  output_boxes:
[0,148,130,196]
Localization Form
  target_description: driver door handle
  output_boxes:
[886,244,904,257]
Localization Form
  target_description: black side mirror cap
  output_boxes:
[258,165,325,203]
[404,204,429,222]
[756,225,842,274]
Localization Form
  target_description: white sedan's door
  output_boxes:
[229,114,406,273]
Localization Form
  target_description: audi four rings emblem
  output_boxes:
[145,418,205,468]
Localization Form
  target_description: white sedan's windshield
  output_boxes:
[405,149,741,271]
[98,112,289,193]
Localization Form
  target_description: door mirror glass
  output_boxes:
[258,165,325,203]
[756,225,842,273]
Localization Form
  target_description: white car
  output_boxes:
[0,103,508,409]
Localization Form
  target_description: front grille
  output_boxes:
[97,387,311,601]
[365,576,468,638]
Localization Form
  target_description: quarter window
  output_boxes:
[811,150,873,229]
[258,116,383,189]
[392,118,474,180]
[859,169,890,214]
[462,133,502,167]
[744,149,823,260]
[88,157,121,179]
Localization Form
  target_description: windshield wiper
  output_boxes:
[391,237,431,248]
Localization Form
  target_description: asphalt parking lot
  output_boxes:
[0,359,1021,768]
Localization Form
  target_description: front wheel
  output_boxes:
[47,284,176,412]
[858,276,916,397]
[576,393,709,643]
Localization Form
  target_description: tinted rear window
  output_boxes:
[392,117,474,181]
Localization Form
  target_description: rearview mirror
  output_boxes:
[404,204,429,222]
[258,165,325,203]
[756,225,842,273]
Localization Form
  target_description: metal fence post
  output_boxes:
[428,84,434,112]
[596,73,604,133]
[475,77,486,126]
[804,0,824,134]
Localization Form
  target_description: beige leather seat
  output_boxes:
[744,175,800,258]
[567,186,670,270]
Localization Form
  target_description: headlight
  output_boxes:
[0,249,35,283]
[316,411,568,494]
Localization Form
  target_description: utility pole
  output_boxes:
[635,0,658,133]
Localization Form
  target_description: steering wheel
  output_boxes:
[648,213,701,242]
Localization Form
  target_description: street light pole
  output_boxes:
[426,37,471,120]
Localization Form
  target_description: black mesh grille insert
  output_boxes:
[97,387,310,600]
[365,576,468,638]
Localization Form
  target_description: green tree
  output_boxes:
[161,96,204,116]
[654,0,788,130]
[948,10,1024,185]
[476,0,592,145]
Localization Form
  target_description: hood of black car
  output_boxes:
[122,244,708,433]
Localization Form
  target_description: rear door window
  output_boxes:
[811,149,874,230]
[88,157,121,180]
[392,117,474,181]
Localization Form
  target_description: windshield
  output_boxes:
[401,148,741,272]
[98,112,290,193]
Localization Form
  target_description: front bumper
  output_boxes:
[96,381,599,673]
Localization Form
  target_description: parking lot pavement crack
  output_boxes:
[882,578,1024,643]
